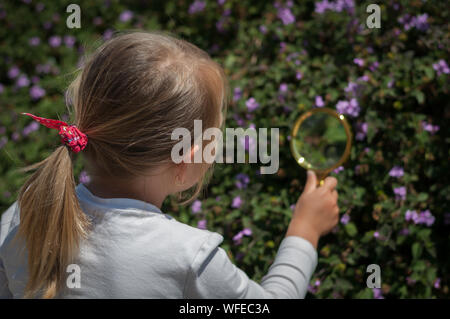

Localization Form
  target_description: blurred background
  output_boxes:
[0,0,448,298]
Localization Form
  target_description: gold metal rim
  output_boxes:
[289,107,353,177]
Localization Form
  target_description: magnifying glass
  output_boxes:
[290,107,352,186]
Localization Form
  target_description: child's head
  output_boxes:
[71,30,229,201]
[16,30,229,298]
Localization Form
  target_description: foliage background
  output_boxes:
[0,0,448,298]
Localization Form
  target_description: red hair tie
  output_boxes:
[21,112,88,153]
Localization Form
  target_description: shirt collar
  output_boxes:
[75,183,163,214]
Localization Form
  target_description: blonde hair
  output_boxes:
[15,30,230,298]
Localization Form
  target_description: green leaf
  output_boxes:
[412,243,422,260]
[413,90,425,104]
[344,222,358,237]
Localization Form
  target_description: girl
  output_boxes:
[0,31,339,299]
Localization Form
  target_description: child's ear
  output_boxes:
[176,143,201,185]
[181,143,200,164]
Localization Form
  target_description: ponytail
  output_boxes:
[15,145,90,298]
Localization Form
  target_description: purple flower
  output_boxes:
[433,59,450,76]
[405,210,418,222]
[374,231,380,239]
[218,0,226,5]
[400,228,409,236]
[387,78,395,88]
[399,13,429,31]
[232,232,243,244]
[277,6,295,25]
[389,166,404,178]
[434,278,441,289]
[29,36,40,46]
[369,61,379,72]
[315,0,355,14]
[189,0,206,14]
[340,214,350,225]
[333,166,344,174]
[48,35,61,48]
[394,186,406,200]
[259,25,268,34]
[279,83,288,93]
[119,10,133,22]
[8,66,20,79]
[232,227,252,245]
[404,209,413,221]
[64,35,76,48]
[315,95,325,107]
[235,173,250,189]
[231,196,243,209]
[22,121,39,136]
[197,219,207,230]
[413,13,429,31]
[233,87,242,102]
[103,29,114,41]
[16,75,30,88]
[290,204,295,211]
[308,278,321,293]
[373,288,384,299]
[418,210,435,226]
[353,58,364,67]
[0,83,4,94]
[30,85,46,100]
[355,122,368,141]
[421,121,439,134]
[246,97,260,112]
[296,71,303,80]
[358,75,369,82]
[191,200,202,214]
[78,170,91,184]
[344,81,358,95]
[336,98,360,117]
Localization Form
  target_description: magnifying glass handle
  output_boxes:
[315,172,327,187]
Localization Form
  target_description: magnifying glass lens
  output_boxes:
[290,108,352,181]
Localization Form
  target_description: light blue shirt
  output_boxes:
[0,183,318,298]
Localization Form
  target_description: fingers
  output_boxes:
[303,170,317,194]
[322,176,337,192]
[331,189,338,203]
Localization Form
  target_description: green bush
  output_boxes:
[0,0,448,298]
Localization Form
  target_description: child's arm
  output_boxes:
[0,202,18,299]
[184,171,339,299]
[0,259,12,299]
[184,235,317,298]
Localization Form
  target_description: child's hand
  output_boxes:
[285,170,339,249]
